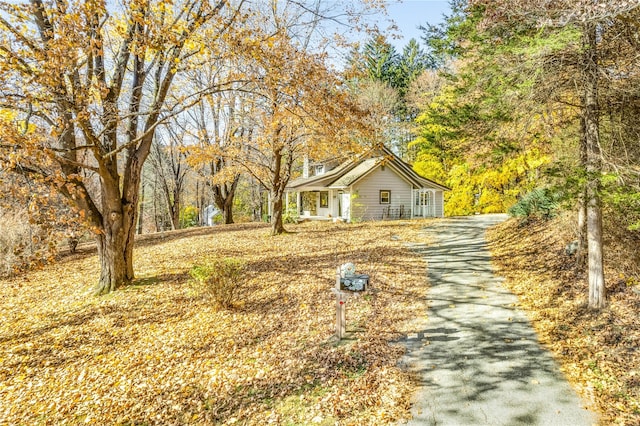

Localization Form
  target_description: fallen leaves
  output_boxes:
[487,213,640,425]
[0,220,432,424]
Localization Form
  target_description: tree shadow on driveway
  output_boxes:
[398,215,597,426]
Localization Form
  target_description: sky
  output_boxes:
[382,0,452,50]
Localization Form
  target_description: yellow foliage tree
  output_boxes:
[231,31,370,234]
[0,0,241,294]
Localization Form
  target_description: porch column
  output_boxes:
[411,188,415,218]
[432,190,436,217]
[330,190,335,218]
[285,192,289,210]
[296,192,302,214]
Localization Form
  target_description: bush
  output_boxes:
[0,207,33,276]
[601,183,640,231]
[212,212,224,225]
[508,187,559,220]
[179,205,199,228]
[190,258,246,309]
[283,203,299,224]
[0,207,53,277]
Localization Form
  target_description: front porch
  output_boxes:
[282,187,438,222]
[285,189,350,222]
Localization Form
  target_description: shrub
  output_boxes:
[179,205,199,228]
[212,212,224,225]
[0,207,54,277]
[601,183,640,231]
[0,207,33,276]
[283,203,299,224]
[190,258,246,309]
[508,187,559,220]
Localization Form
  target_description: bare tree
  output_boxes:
[149,121,192,230]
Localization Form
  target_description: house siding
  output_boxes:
[435,190,444,217]
[352,167,412,221]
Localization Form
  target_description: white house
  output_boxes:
[285,145,448,222]
[202,204,220,226]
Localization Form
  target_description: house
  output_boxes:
[285,145,449,222]
[202,204,220,226]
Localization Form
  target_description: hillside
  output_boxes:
[487,214,640,425]
[0,221,432,425]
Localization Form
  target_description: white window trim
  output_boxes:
[379,190,391,204]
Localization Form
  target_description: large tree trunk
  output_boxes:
[270,145,289,235]
[222,198,234,224]
[582,23,606,309]
[586,183,605,308]
[213,175,239,225]
[170,195,181,230]
[95,211,130,295]
[271,190,285,235]
[576,116,588,268]
[576,195,587,268]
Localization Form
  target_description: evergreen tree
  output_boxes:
[347,35,434,157]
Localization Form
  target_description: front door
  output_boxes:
[340,192,350,221]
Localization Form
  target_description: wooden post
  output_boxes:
[335,266,346,339]
[337,292,346,339]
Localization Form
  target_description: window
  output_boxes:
[319,191,329,208]
[379,190,391,204]
[315,165,325,175]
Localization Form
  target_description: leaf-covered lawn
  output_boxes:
[0,221,432,425]
[487,214,640,425]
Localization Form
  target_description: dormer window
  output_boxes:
[315,165,325,175]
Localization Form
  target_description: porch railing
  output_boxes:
[381,205,410,220]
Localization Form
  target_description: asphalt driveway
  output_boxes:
[399,214,597,426]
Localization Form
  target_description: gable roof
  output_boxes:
[287,144,450,192]
[329,157,382,188]
[286,157,356,189]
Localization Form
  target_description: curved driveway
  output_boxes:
[400,214,596,426]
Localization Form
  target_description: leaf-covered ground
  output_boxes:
[0,220,433,425]
[487,214,640,425]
